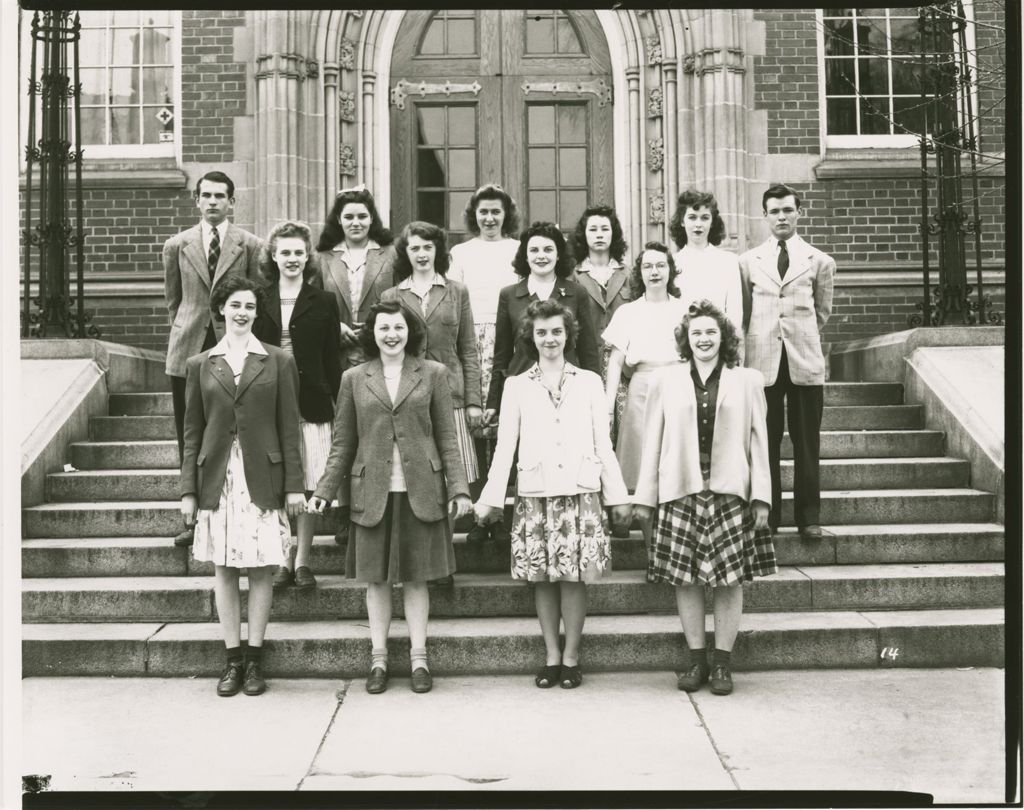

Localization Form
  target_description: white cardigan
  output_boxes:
[478,365,629,508]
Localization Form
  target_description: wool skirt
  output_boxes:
[509,491,611,583]
[346,492,456,584]
[616,362,677,490]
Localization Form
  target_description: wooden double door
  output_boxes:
[389,10,613,244]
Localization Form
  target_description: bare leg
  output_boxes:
[559,582,588,666]
[534,582,563,666]
[711,585,743,652]
[213,566,241,648]
[293,513,315,570]
[402,582,430,651]
[674,584,707,650]
[245,566,275,646]
[366,582,393,650]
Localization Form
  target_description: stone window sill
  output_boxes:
[815,149,1005,180]
[19,159,187,191]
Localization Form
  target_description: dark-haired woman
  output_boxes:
[570,205,632,445]
[181,275,307,697]
[632,300,775,696]
[315,185,396,371]
[475,299,630,689]
[253,221,342,592]
[669,189,743,343]
[310,301,472,694]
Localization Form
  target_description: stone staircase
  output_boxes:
[22,382,1004,677]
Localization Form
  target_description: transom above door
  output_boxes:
[389,10,613,245]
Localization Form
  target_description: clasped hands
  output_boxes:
[305,493,473,521]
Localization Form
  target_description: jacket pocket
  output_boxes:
[267,450,283,463]
[266,450,284,497]
[517,462,545,495]
[350,463,366,512]
[576,455,602,490]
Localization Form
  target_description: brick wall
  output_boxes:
[88,298,171,351]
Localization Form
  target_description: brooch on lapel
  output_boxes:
[558,287,566,297]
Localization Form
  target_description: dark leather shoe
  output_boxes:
[216,662,244,697]
[677,662,710,692]
[173,526,195,547]
[334,523,349,546]
[799,524,823,540]
[411,667,433,693]
[294,566,316,590]
[366,667,388,694]
[709,664,733,695]
[272,566,293,589]
[242,661,266,696]
[465,523,490,543]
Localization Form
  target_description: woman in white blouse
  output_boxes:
[669,189,744,344]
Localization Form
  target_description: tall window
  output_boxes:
[526,102,588,230]
[418,10,477,57]
[415,104,478,237]
[524,10,584,55]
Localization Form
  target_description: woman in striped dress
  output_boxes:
[253,221,343,591]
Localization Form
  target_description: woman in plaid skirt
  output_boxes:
[632,300,776,696]
[474,299,632,690]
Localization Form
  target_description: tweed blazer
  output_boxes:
[163,223,264,377]
[252,283,343,424]
[180,341,304,510]
[313,356,470,527]
[740,235,835,386]
[571,262,632,347]
[316,244,396,367]
[486,278,601,411]
[380,278,482,409]
[632,363,771,509]
[479,365,629,508]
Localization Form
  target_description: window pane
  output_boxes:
[140,28,173,64]
[79,29,106,66]
[559,147,587,186]
[79,10,110,27]
[855,19,888,54]
[859,96,892,134]
[111,10,140,26]
[417,192,446,227]
[890,57,921,94]
[857,58,889,95]
[826,96,857,134]
[825,59,856,95]
[528,148,556,186]
[823,19,855,56]
[448,106,476,145]
[109,67,139,105]
[112,28,146,64]
[559,191,588,230]
[141,10,173,26]
[142,67,172,103]
[556,18,583,53]
[447,19,475,54]
[888,8,921,17]
[143,106,174,144]
[448,149,477,187]
[892,97,927,135]
[420,20,445,55]
[417,107,445,145]
[418,149,446,187]
[527,105,555,144]
[525,15,555,53]
[888,18,919,53]
[528,191,556,224]
[79,68,107,105]
[110,106,139,144]
[558,105,586,144]
[855,8,891,17]
[822,8,853,17]
[79,107,106,145]
[448,193,465,230]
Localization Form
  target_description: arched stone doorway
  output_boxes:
[387,10,613,242]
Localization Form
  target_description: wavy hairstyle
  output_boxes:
[762,183,802,212]
[462,183,520,237]
[627,241,680,300]
[357,299,425,359]
[194,170,234,200]
[210,275,266,322]
[515,298,578,363]
[569,204,628,264]
[668,189,726,249]
[316,187,393,251]
[674,299,741,368]
[392,221,451,282]
[260,220,320,284]
[512,221,576,279]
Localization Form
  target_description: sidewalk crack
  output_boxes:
[688,694,741,790]
[296,680,351,791]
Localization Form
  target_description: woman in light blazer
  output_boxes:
[181,275,307,697]
[310,301,472,695]
[475,299,631,690]
[632,300,776,698]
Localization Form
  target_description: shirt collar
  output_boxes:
[526,362,578,380]
[770,235,797,252]
[578,257,622,273]
[689,359,723,388]
[333,239,380,255]
[200,220,228,240]
[527,275,557,297]
[397,273,447,290]
[209,332,268,357]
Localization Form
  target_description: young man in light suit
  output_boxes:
[740,184,835,540]
[163,171,263,546]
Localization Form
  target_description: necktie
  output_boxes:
[208,227,221,281]
[777,239,789,280]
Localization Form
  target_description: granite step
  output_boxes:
[22,607,1005,677]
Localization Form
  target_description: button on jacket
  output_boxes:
[180,340,304,510]
[478,364,628,508]
[313,356,470,527]
[572,261,632,340]
[632,363,771,508]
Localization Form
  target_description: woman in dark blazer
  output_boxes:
[310,301,472,695]
[181,275,307,697]
[253,221,343,592]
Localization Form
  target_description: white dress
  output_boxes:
[673,244,744,339]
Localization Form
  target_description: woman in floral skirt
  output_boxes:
[474,299,631,690]
[632,300,776,696]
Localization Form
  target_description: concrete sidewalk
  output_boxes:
[23,669,1006,801]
